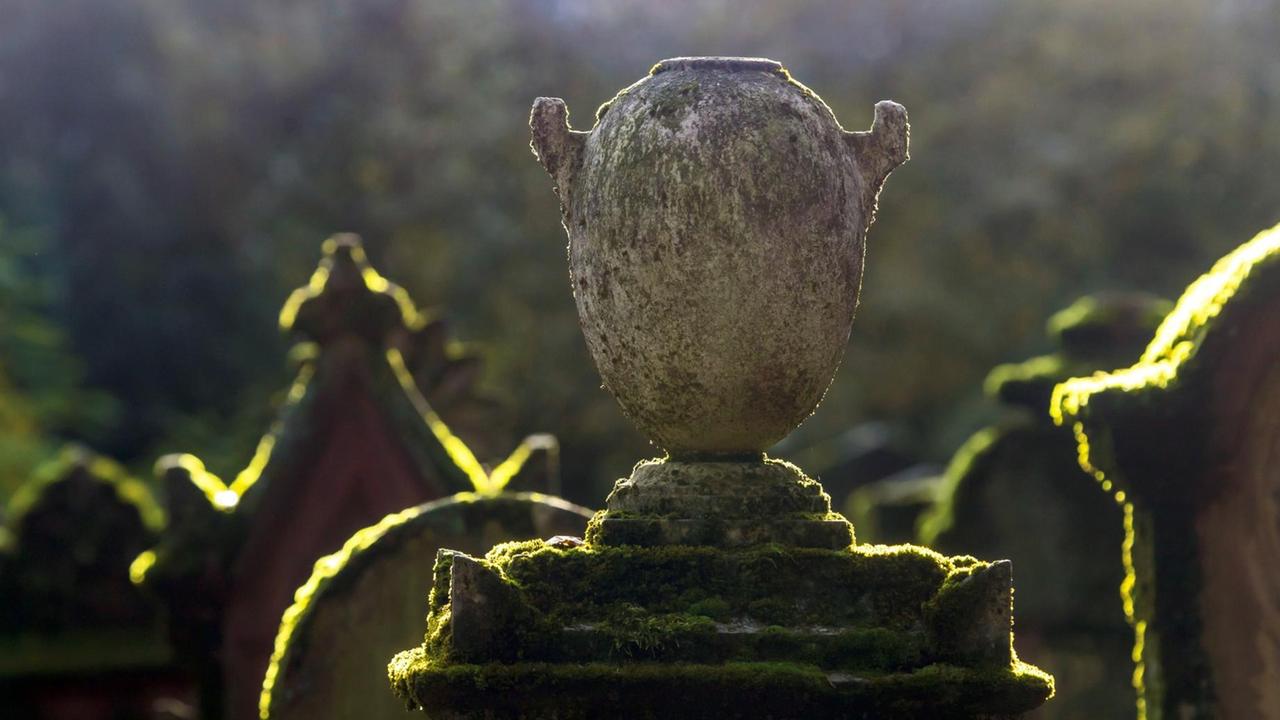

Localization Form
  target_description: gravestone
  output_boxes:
[1053,222,1280,720]
[394,317,524,479]
[846,464,944,545]
[0,446,182,719]
[390,57,1053,718]
[913,292,1169,719]
[260,493,592,720]
[784,421,920,516]
[136,236,559,719]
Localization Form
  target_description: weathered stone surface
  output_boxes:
[448,553,528,663]
[924,560,1013,668]
[591,457,852,549]
[531,57,909,455]
[391,540,1052,719]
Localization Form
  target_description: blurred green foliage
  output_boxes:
[1,0,1278,504]
[0,222,118,498]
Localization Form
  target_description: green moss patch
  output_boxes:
[394,539,1051,716]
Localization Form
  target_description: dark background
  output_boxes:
[2,0,1278,506]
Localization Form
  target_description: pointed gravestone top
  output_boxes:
[280,233,415,346]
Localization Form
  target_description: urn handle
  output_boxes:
[845,100,910,214]
[530,97,589,209]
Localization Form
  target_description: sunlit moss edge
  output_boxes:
[278,234,422,333]
[386,347,551,497]
[4,445,165,535]
[259,500,427,719]
[133,236,553,597]
[1051,220,1280,427]
[237,237,544,507]
[982,353,1065,399]
[915,427,1001,547]
[205,334,542,514]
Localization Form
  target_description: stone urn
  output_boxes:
[387,58,1054,720]
[531,56,908,455]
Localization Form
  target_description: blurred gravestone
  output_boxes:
[846,464,944,545]
[781,421,918,515]
[1054,223,1280,720]
[260,493,592,720]
[394,318,533,483]
[136,235,560,719]
[916,292,1171,720]
[0,446,183,718]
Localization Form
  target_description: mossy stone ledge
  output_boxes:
[389,539,1051,718]
[589,457,854,549]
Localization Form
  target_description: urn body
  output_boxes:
[532,57,907,455]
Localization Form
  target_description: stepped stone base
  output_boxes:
[590,458,854,549]
[391,656,1052,720]
[389,539,1052,718]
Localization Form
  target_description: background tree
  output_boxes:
[1,0,1278,503]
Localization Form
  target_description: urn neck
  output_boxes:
[650,57,785,76]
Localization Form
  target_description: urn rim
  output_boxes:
[651,56,785,75]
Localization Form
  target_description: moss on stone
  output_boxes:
[389,651,1052,719]
[394,537,1051,716]
[1052,222,1280,439]
[475,540,952,633]
[588,458,855,549]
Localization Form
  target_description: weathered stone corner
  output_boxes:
[445,553,529,663]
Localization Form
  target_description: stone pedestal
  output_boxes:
[591,458,852,549]
[391,536,1050,719]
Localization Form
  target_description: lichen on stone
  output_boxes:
[391,538,1052,717]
